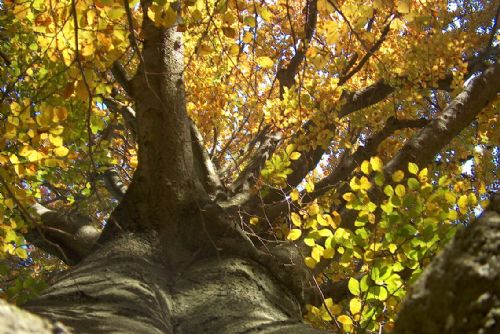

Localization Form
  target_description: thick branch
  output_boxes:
[190,120,224,197]
[103,169,127,200]
[384,62,500,175]
[339,62,499,232]
[277,0,318,95]
[0,299,71,334]
[26,203,100,265]
[111,61,133,96]
[260,118,428,221]
[102,97,137,138]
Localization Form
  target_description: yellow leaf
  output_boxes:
[242,32,253,43]
[256,56,274,68]
[304,256,317,269]
[397,0,410,14]
[130,156,138,168]
[392,170,405,182]
[315,214,327,226]
[480,200,490,209]
[49,134,63,147]
[289,152,301,160]
[249,217,259,225]
[311,245,323,262]
[373,0,384,9]
[323,247,335,258]
[9,154,19,164]
[418,168,428,182]
[337,314,353,325]
[290,189,300,201]
[349,298,362,314]
[28,150,44,162]
[87,9,96,25]
[4,198,15,210]
[287,228,302,241]
[308,203,320,215]
[343,192,355,202]
[305,179,315,193]
[395,184,406,197]
[359,176,372,191]
[44,159,60,167]
[361,160,371,175]
[108,7,125,20]
[325,298,342,315]
[260,7,273,22]
[291,212,301,227]
[468,193,477,206]
[15,247,28,259]
[54,146,69,157]
[228,44,239,55]
[408,162,419,175]
[331,211,341,228]
[62,49,73,66]
[49,125,65,135]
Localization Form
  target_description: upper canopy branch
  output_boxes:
[277,0,318,95]
[339,61,500,233]
[257,117,429,221]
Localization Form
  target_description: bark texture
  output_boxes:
[393,195,500,334]
[0,298,70,334]
[20,232,324,334]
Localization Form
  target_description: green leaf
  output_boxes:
[407,177,420,190]
[348,277,360,296]
[395,184,406,197]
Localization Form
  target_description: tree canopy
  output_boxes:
[0,0,499,333]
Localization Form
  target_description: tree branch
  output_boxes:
[26,203,100,265]
[277,0,318,95]
[190,120,224,198]
[342,62,500,231]
[111,61,134,97]
[384,62,500,176]
[259,117,429,221]
[338,20,392,85]
[102,97,137,138]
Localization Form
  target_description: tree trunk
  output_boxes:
[13,230,322,334]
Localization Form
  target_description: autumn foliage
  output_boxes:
[0,0,498,332]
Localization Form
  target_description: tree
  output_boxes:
[0,0,498,333]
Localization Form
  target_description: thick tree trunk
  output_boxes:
[17,230,323,334]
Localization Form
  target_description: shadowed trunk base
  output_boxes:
[20,232,324,334]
